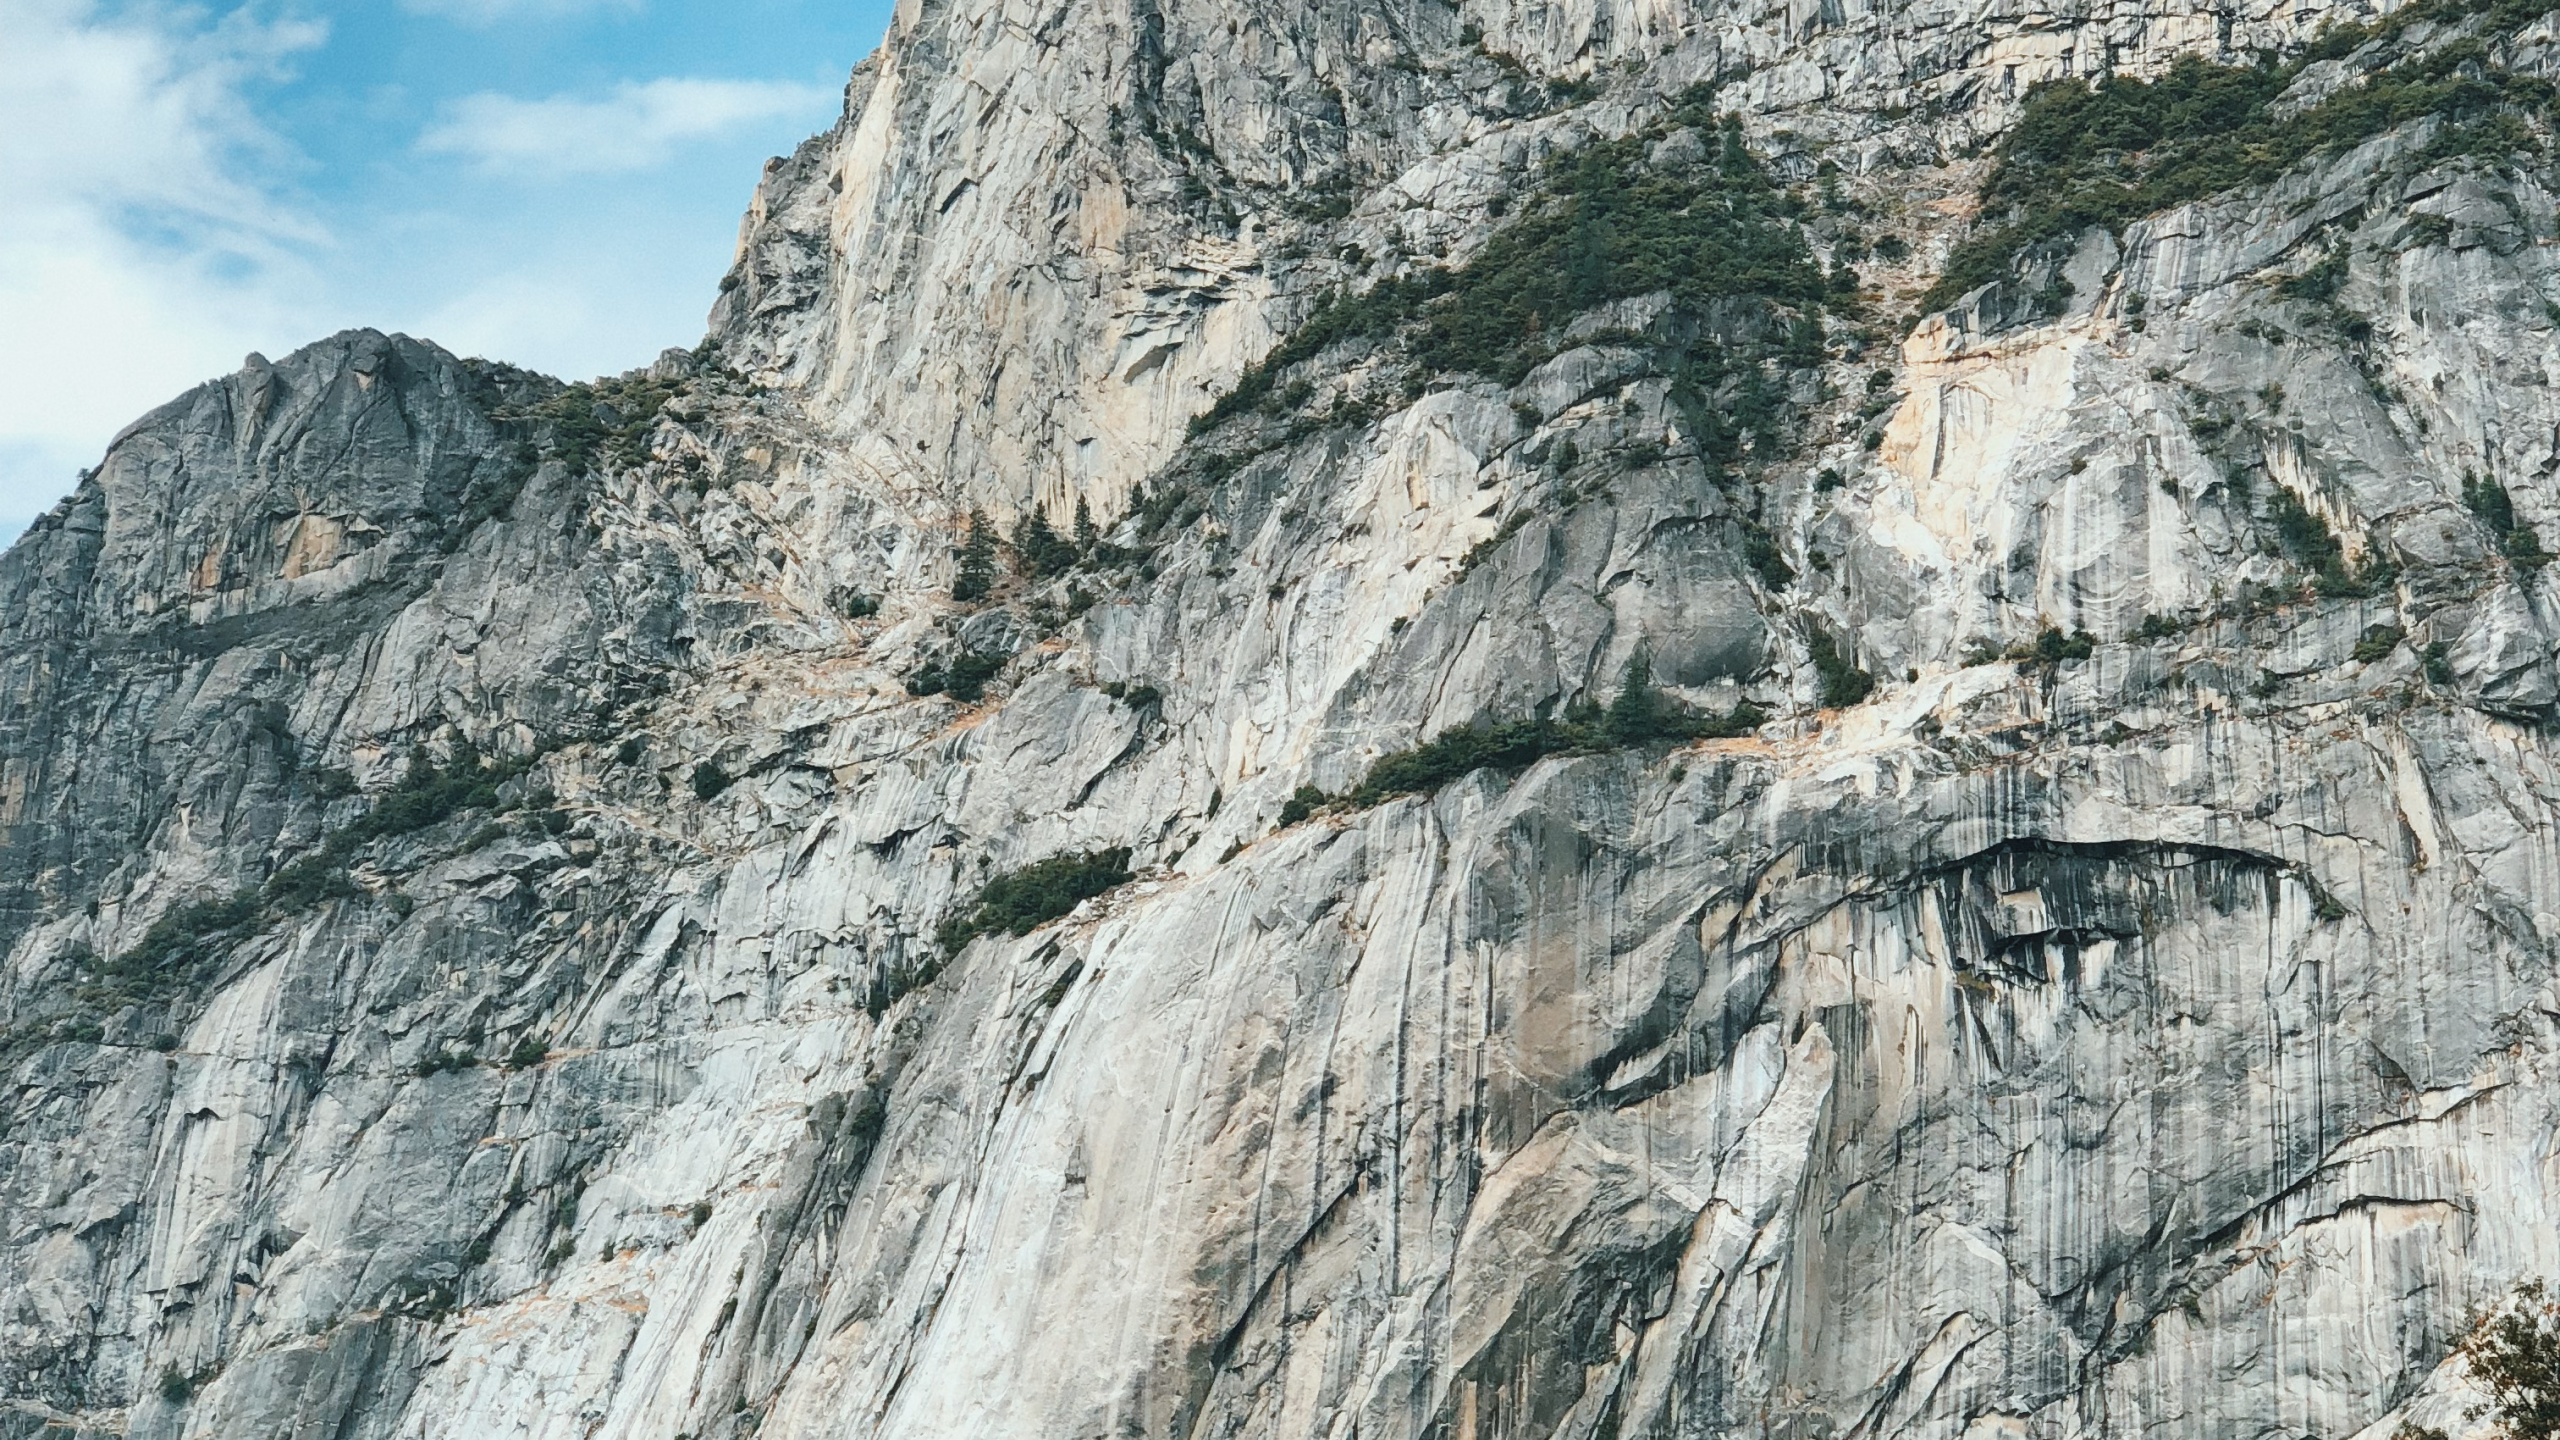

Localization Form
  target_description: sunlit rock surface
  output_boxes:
[3,1,2558,1438]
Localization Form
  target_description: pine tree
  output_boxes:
[1073,496,1097,552]
[1013,507,1076,578]
[953,510,996,602]
[1605,653,1664,744]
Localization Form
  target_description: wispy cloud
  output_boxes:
[418,77,833,176]
[398,0,645,25]
[0,0,330,530]
[0,1,855,542]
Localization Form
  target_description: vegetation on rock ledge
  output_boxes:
[1926,1,2560,314]
[3,741,565,1064]
[1280,659,1763,826]
[2393,1278,2560,1440]
[938,849,1137,953]
[1191,90,1833,473]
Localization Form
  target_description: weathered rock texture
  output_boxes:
[4,1,2558,1438]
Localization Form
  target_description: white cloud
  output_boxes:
[418,77,833,176]
[398,0,643,26]
[0,1,845,542]
[0,0,332,528]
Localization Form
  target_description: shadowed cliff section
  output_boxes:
[0,334,538,946]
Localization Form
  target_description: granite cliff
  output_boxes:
[4,1,2560,1437]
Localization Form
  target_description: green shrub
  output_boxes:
[690,762,733,801]
[1404,114,1827,385]
[2466,472,2552,569]
[263,854,357,909]
[911,651,1007,703]
[114,893,263,983]
[1461,511,1536,574]
[1189,97,1828,453]
[2281,246,2349,304]
[2003,626,2098,669]
[2271,488,2346,577]
[492,371,682,476]
[505,1036,550,1070]
[1923,18,2560,316]
[1350,719,1581,803]
[347,746,535,848]
[2398,1279,2560,1440]
[1741,524,1796,589]
[2466,471,2520,533]
[944,652,1006,703]
[1809,628,1876,706]
[938,849,1136,952]
[2262,489,2397,596]
[1277,784,1330,828]
[381,1273,458,1320]
[1300,661,1766,819]
[2038,627,2096,664]
[2353,623,2407,663]
[414,1046,479,1077]
[2459,1280,2560,1440]
[1596,653,1737,747]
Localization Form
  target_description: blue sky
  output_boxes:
[0,0,897,539]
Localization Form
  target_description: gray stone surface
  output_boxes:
[3,1,2559,1438]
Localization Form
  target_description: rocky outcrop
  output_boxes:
[4,1,2559,1439]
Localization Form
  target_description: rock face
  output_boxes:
[4,1,2559,1438]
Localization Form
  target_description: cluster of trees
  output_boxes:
[950,499,1111,603]
[1928,5,2560,314]
[904,650,1007,704]
[2465,472,2552,570]
[1279,658,1764,826]
[1188,93,1834,458]
[1808,628,1876,706]
[936,848,1135,953]
[490,370,687,479]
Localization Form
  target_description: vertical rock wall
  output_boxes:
[3,2,2558,1439]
